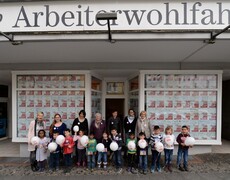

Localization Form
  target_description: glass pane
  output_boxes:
[91,91,102,119]
[91,77,102,91]
[129,91,139,116]
[129,76,139,91]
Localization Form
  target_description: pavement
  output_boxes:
[0,138,230,180]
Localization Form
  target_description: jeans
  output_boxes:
[151,150,161,170]
[164,149,173,165]
[139,155,147,171]
[114,150,122,169]
[177,147,188,168]
[97,152,107,165]
[49,152,60,169]
[64,153,72,168]
[87,154,96,169]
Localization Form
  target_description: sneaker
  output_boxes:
[164,165,168,172]
[139,169,144,174]
[117,168,123,174]
[98,165,101,169]
[56,168,59,171]
[131,168,138,174]
[143,170,147,175]
[168,165,172,172]
[103,166,107,170]
[157,167,161,172]
[178,166,185,171]
[127,167,131,173]
[151,168,155,173]
[184,167,189,171]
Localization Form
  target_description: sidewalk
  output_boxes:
[0,139,230,179]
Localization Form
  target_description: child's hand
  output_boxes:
[68,145,71,148]
[181,143,185,146]
[75,132,77,135]
[189,145,193,148]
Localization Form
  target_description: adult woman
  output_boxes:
[71,110,88,135]
[135,111,152,140]
[90,113,106,143]
[49,113,67,138]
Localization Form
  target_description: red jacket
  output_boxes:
[63,136,75,154]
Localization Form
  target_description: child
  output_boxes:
[62,128,75,173]
[97,132,111,169]
[138,132,148,175]
[126,132,137,174]
[163,126,175,172]
[73,130,86,167]
[176,125,191,171]
[36,129,49,172]
[149,125,163,173]
[49,131,61,172]
[87,132,97,170]
[111,127,123,173]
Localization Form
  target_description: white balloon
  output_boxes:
[56,135,65,145]
[164,135,174,146]
[80,135,89,147]
[31,136,40,145]
[138,139,147,149]
[155,142,164,153]
[110,142,118,151]
[48,142,58,152]
[96,143,105,152]
[127,141,136,150]
[185,137,195,146]
[73,125,79,132]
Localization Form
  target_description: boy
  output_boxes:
[126,132,137,174]
[49,131,61,172]
[176,125,191,171]
[111,127,123,173]
[87,132,97,171]
[138,132,148,175]
[62,128,75,173]
[149,125,163,173]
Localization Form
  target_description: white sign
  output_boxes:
[0,1,230,32]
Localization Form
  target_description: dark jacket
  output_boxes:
[90,120,106,143]
[176,133,190,150]
[71,118,88,135]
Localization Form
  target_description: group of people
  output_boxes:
[28,110,192,174]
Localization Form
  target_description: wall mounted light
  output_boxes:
[205,25,230,44]
[96,12,117,43]
[0,31,23,45]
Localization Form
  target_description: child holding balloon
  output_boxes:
[149,125,163,173]
[87,132,97,170]
[97,132,111,169]
[110,127,123,173]
[36,129,49,172]
[126,132,137,174]
[49,131,61,172]
[176,125,192,172]
[62,128,75,173]
[73,130,87,167]
[138,132,148,175]
[163,126,175,172]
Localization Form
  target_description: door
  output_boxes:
[0,102,7,138]
[105,99,125,121]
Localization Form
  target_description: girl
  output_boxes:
[49,113,67,137]
[73,130,87,167]
[163,126,175,172]
[36,129,49,172]
[97,132,111,169]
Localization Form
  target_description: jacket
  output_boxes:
[63,136,75,154]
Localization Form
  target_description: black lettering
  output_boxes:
[62,11,74,27]
[147,9,162,25]
[13,6,32,27]
[45,5,59,27]
[33,12,44,27]
[190,2,202,25]
[123,10,146,25]
[201,9,216,25]
[217,2,230,25]
[84,6,94,26]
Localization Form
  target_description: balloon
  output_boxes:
[127,141,136,150]
[155,142,164,152]
[138,139,147,149]
[56,135,65,145]
[73,125,79,132]
[31,136,40,145]
[164,135,174,146]
[48,142,58,152]
[110,141,118,151]
[80,135,89,147]
[96,143,105,152]
[185,137,195,146]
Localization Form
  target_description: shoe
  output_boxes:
[143,170,147,175]
[131,168,138,174]
[184,167,189,171]
[76,162,80,167]
[151,168,155,173]
[117,168,122,174]
[157,167,161,172]
[168,165,172,172]
[103,166,107,170]
[56,167,59,171]
[127,167,131,172]
[164,165,168,172]
[139,169,144,174]
[178,166,185,171]
[63,169,68,173]
[49,169,54,173]
[98,165,101,169]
